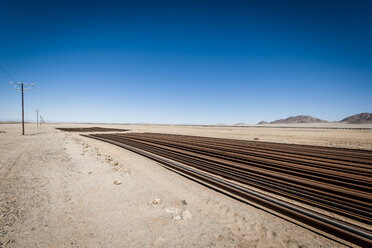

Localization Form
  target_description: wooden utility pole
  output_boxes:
[10,81,35,135]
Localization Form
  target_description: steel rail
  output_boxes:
[94,134,372,224]
[122,133,372,164]
[122,133,372,163]
[119,133,372,171]
[101,134,372,200]
[98,134,372,199]
[112,134,372,182]
[55,127,129,132]
[83,134,372,247]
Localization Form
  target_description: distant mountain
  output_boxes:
[272,115,328,124]
[258,115,327,124]
[257,121,269,125]
[340,113,372,124]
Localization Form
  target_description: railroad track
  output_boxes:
[84,132,372,247]
[56,127,129,132]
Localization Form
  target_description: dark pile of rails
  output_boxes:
[85,132,372,247]
[56,127,129,132]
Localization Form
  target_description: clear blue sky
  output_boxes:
[0,0,371,124]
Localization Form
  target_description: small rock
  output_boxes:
[181,200,187,205]
[114,180,122,185]
[254,137,259,141]
[88,171,92,174]
[81,152,85,155]
[148,198,162,205]
[153,198,162,204]
[112,161,119,166]
[181,210,192,220]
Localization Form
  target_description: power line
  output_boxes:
[2,64,38,135]
[0,64,17,82]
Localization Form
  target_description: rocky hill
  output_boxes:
[258,115,327,124]
[340,113,372,124]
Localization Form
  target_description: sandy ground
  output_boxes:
[1,123,370,247]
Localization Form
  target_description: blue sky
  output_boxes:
[0,0,371,124]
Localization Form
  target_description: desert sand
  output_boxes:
[1,122,371,247]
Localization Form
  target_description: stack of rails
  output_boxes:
[55,127,129,132]
[85,132,372,247]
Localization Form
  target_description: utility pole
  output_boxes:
[10,81,35,135]
[36,109,39,127]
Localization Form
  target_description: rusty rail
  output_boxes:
[56,127,129,132]
[84,133,372,247]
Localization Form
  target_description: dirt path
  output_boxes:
[0,125,348,247]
